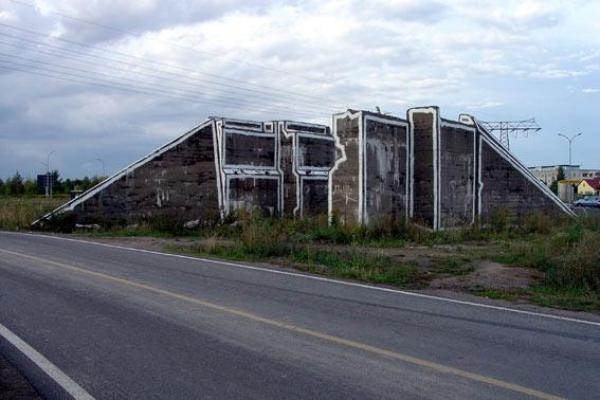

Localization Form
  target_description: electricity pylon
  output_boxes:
[478,118,541,150]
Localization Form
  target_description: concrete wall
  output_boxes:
[479,139,564,218]
[48,122,221,227]
[36,117,334,228]
[329,111,361,224]
[279,121,335,217]
[329,110,409,226]
[408,107,437,229]
[438,120,476,229]
[215,118,280,216]
[460,114,573,221]
[35,107,573,230]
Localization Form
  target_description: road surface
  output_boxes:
[0,232,599,399]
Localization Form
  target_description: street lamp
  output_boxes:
[557,132,582,165]
[43,150,56,198]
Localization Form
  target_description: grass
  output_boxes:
[471,286,600,313]
[527,286,600,313]
[82,211,600,312]
[168,234,420,288]
[0,196,65,230]
[471,289,522,302]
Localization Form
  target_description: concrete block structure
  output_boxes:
[35,106,574,230]
[329,110,409,225]
[279,121,336,217]
[35,117,335,227]
[330,107,573,231]
[407,107,477,230]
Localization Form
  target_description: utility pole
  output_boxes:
[557,132,582,165]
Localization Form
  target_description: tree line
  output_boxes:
[0,171,105,196]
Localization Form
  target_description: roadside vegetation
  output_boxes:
[0,196,65,230]
[2,196,599,313]
[77,209,600,313]
[0,170,104,230]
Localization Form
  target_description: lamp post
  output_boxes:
[557,132,582,165]
[43,150,56,198]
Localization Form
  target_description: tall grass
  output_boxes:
[0,196,65,230]
[492,215,600,292]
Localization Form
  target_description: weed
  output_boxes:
[0,196,65,230]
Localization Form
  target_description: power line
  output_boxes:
[0,63,321,121]
[0,59,325,119]
[0,32,336,113]
[0,21,348,109]
[6,0,332,87]
[0,45,332,117]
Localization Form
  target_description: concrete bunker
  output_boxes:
[34,107,573,231]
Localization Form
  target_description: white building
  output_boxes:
[529,165,600,186]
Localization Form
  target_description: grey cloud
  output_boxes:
[1,0,599,178]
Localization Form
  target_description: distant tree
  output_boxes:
[0,178,4,195]
[50,170,63,194]
[23,178,37,196]
[557,166,565,181]
[8,171,25,195]
[81,176,91,191]
[550,167,566,194]
[90,175,104,188]
[62,178,74,194]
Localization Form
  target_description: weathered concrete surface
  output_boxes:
[439,122,476,228]
[329,111,409,226]
[70,123,221,226]
[34,108,572,230]
[279,122,334,217]
[409,108,437,228]
[301,179,329,216]
[479,139,565,219]
[217,119,280,215]
[36,117,335,228]
[364,113,409,225]
[227,177,279,216]
[329,112,361,224]
[225,133,275,167]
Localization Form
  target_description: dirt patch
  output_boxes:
[429,260,543,291]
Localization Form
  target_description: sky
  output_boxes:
[0,0,598,179]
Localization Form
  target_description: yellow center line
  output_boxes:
[0,248,563,400]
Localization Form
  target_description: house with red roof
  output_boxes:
[578,178,600,196]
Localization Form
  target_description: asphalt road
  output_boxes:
[0,232,599,400]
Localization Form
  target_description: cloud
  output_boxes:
[1,0,599,177]
[459,100,504,111]
[0,10,17,21]
[582,88,599,93]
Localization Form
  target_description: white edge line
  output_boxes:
[3,231,600,328]
[0,323,95,400]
